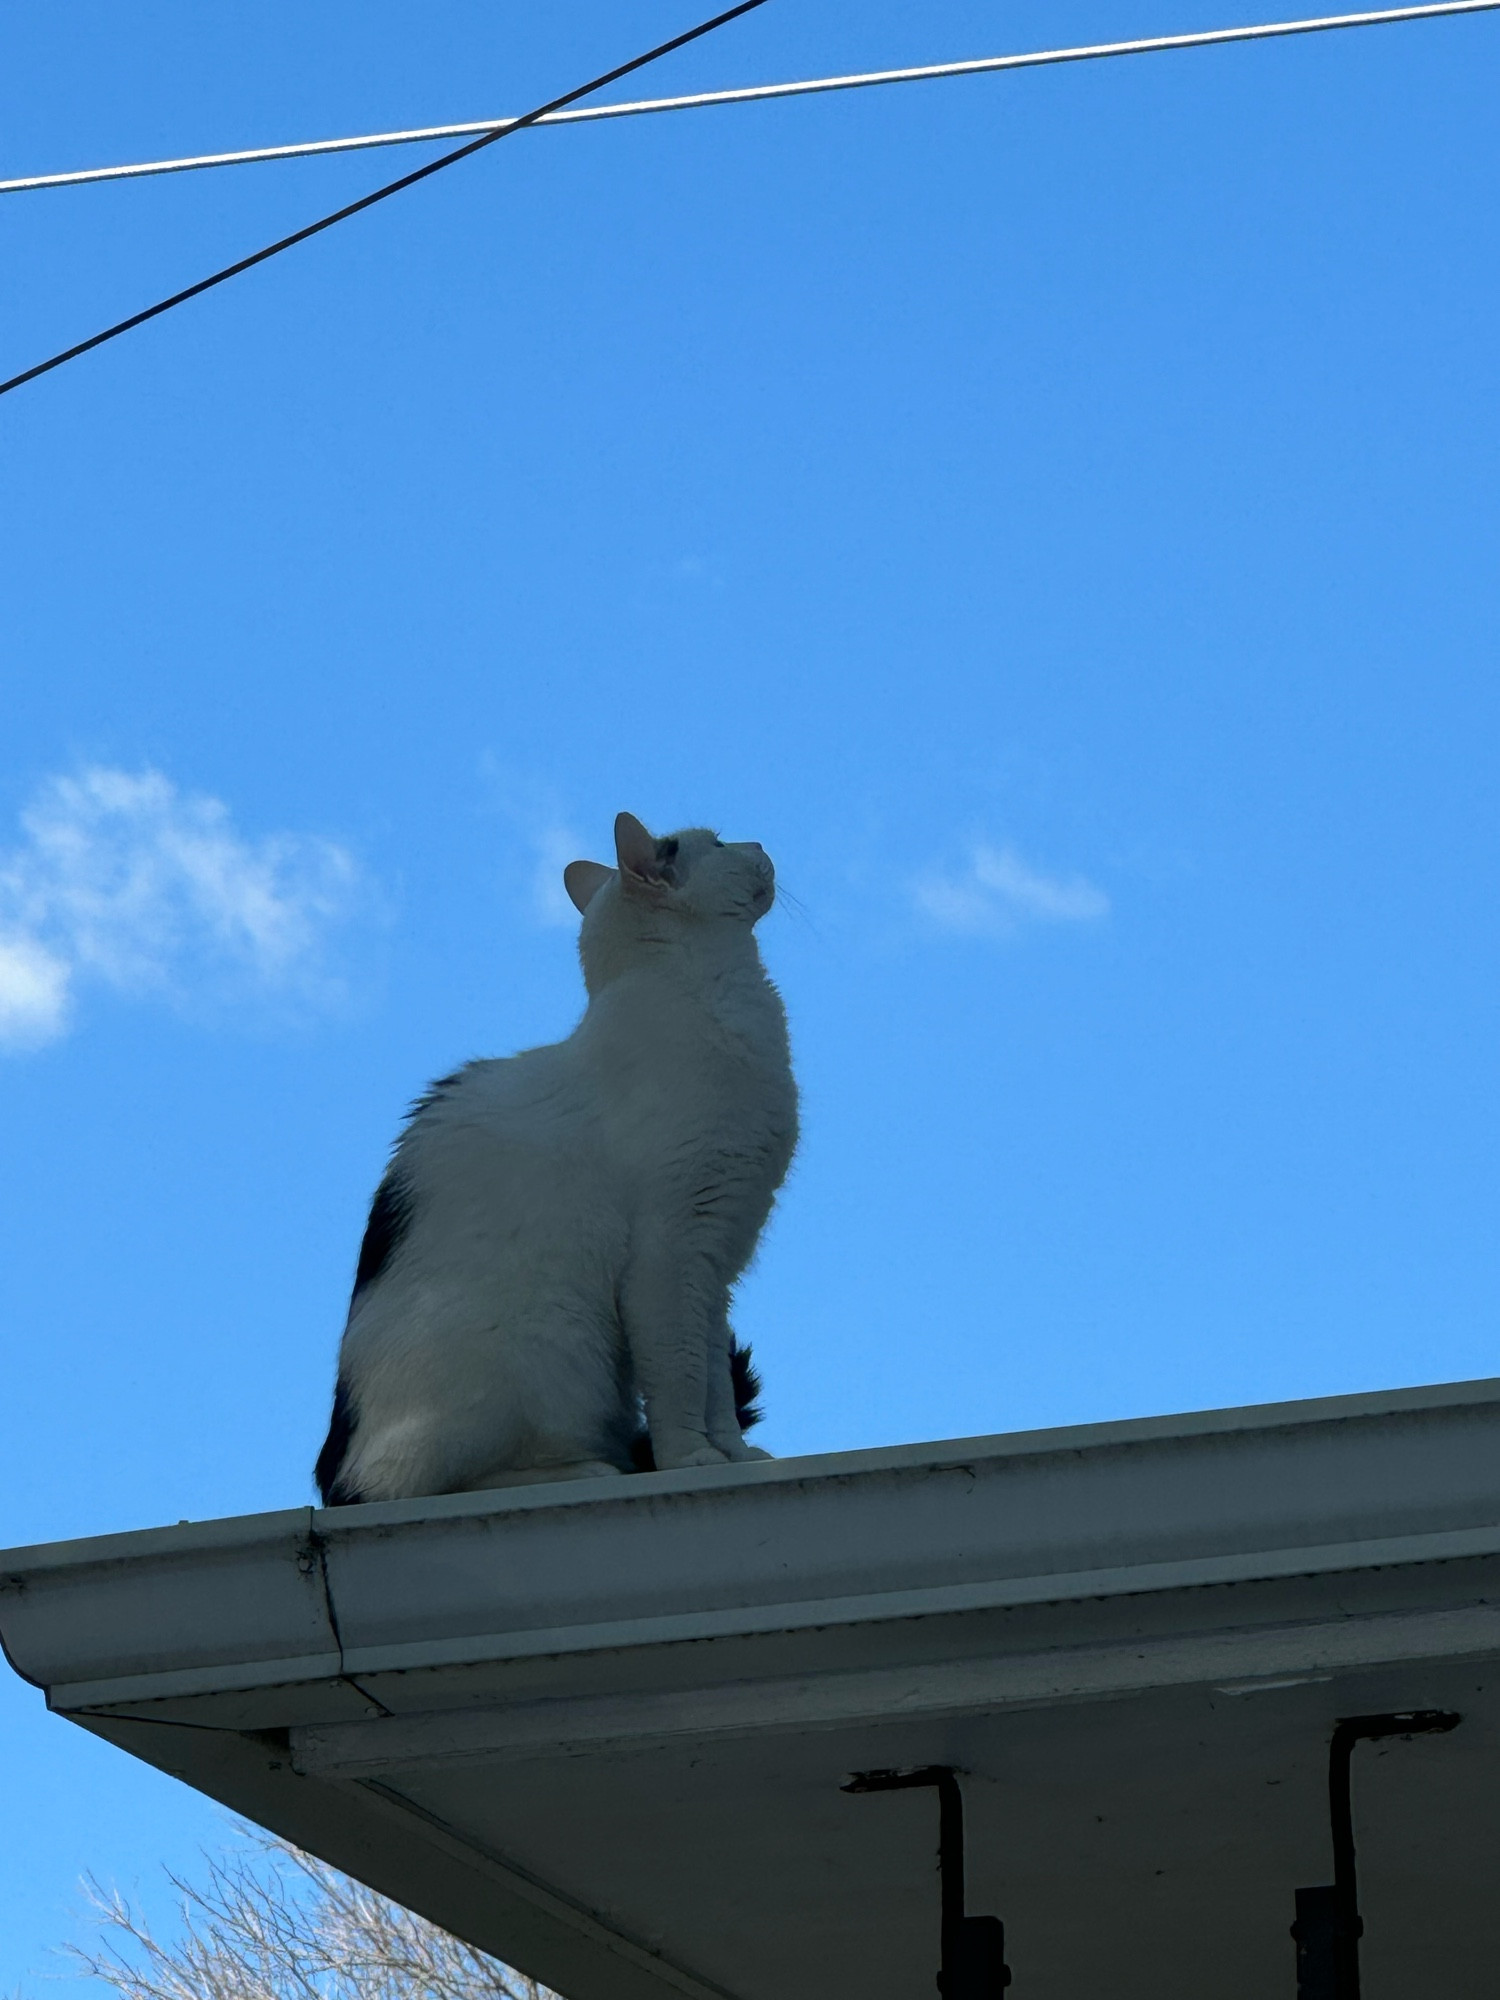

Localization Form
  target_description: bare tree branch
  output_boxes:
[65,1825,557,2000]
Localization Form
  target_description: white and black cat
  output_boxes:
[315,812,798,1504]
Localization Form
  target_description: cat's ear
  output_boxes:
[614,812,670,890]
[564,860,613,914]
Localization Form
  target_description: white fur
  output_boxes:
[323,814,797,1501]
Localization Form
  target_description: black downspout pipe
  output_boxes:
[844,1765,1011,1998]
[936,1768,968,1981]
[1328,1722,1363,2000]
[1293,1709,1460,1999]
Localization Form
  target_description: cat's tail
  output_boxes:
[729,1334,764,1433]
[629,1334,764,1474]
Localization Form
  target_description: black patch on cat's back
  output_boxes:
[406,1066,465,1124]
[352,1172,413,1300]
[315,1376,359,1505]
[349,1063,469,1304]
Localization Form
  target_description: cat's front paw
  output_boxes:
[652,1432,731,1471]
[708,1430,772,1463]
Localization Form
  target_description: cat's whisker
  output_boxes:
[772,883,818,934]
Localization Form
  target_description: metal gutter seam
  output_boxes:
[0,1504,320,1577]
[0,1508,333,1704]
[307,1519,395,1722]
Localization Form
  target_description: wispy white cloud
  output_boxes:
[911,841,1109,938]
[477,757,590,929]
[0,766,362,1052]
[526,820,589,928]
[0,933,71,1049]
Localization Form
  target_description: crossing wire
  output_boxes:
[2,0,1495,198]
[0,0,770,401]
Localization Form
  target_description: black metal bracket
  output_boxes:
[1291,1708,1461,1999]
[844,1765,1012,1998]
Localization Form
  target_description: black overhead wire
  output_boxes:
[0,0,771,401]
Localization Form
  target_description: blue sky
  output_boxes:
[2,0,1497,1984]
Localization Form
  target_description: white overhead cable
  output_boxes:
[3,0,1494,200]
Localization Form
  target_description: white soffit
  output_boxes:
[4,1378,1499,2000]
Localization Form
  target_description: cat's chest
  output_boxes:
[591,976,795,1125]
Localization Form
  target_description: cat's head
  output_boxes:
[564,813,775,961]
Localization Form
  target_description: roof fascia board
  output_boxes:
[294,1599,1500,1775]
